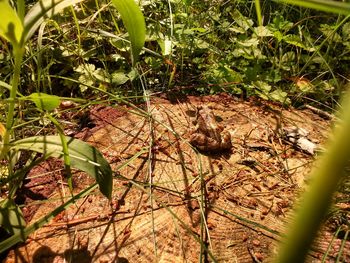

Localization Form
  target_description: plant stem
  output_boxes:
[254,0,263,26]
[1,47,24,159]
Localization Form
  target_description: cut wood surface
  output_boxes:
[6,95,348,262]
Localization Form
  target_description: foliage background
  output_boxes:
[1,0,350,260]
[1,0,349,108]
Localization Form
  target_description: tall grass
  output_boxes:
[0,0,145,252]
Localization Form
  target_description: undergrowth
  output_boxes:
[1,0,350,261]
[1,0,349,108]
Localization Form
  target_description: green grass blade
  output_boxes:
[23,0,85,43]
[111,0,146,65]
[11,136,112,199]
[275,0,350,15]
[0,199,26,237]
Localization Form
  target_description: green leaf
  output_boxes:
[12,136,112,199]
[273,31,284,42]
[342,22,350,41]
[111,0,146,65]
[283,35,316,51]
[254,26,273,37]
[158,39,173,56]
[24,0,85,42]
[237,38,259,47]
[230,10,254,31]
[189,27,206,33]
[320,24,342,43]
[27,92,60,111]
[0,0,23,45]
[112,71,130,85]
[275,0,350,16]
[205,64,243,85]
[228,26,246,34]
[267,15,293,32]
[269,89,290,104]
[0,199,26,237]
[253,80,272,93]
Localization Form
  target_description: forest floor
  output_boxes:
[5,93,349,262]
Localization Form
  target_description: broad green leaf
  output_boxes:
[194,39,210,50]
[12,136,112,199]
[254,26,273,37]
[342,22,350,41]
[75,63,96,73]
[269,89,290,104]
[273,31,284,42]
[112,72,130,85]
[78,75,94,93]
[158,39,173,56]
[275,0,350,16]
[111,0,146,65]
[283,35,316,51]
[220,66,243,83]
[228,26,246,34]
[27,92,60,111]
[0,0,23,45]
[237,38,259,47]
[205,64,243,85]
[320,24,342,43]
[127,68,138,80]
[253,81,272,93]
[267,15,293,32]
[230,10,254,31]
[0,199,26,237]
[92,68,109,83]
[24,0,85,42]
[278,51,296,71]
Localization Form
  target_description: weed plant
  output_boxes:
[0,0,350,261]
[2,0,348,108]
[0,0,144,254]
